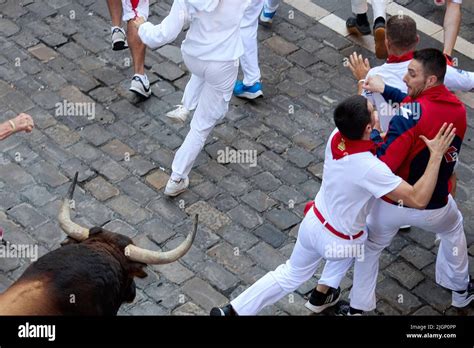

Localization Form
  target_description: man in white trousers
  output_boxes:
[328,49,471,316]
[347,0,387,59]
[210,95,455,316]
[311,16,474,305]
[134,0,251,197]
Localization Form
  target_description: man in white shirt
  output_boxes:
[134,0,251,197]
[209,95,455,316]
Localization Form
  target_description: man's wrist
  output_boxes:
[8,120,16,132]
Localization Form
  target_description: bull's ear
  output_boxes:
[130,262,148,278]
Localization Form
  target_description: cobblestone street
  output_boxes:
[0,0,473,316]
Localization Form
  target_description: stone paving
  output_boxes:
[0,0,473,316]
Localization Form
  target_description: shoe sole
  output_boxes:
[346,25,371,36]
[129,86,151,98]
[112,41,128,51]
[304,292,341,314]
[166,112,188,122]
[210,308,224,316]
[374,27,388,59]
[164,180,189,197]
[235,91,263,100]
[259,19,273,27]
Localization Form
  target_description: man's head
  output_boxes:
[385,15,419,56]
[403,48,447,98]
[334,96,377,140]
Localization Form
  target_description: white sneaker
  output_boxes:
[164,177,189,197]
[111,27,128,51]
[166,105,190,122]
[130,74,151,98]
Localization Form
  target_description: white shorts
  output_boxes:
[122,0,150,21]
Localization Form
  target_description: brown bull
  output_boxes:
[0,173,198,315]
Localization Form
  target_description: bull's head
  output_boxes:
[59,172,198,264]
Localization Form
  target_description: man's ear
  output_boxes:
[426,75,438,87]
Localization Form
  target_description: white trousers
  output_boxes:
[121,0,149,21]
[172,54,238,180]
[240,0,264,86]
[346,196,468,311]
[230,208,367,315]
[351,0,386,19]
[264,0,280,12]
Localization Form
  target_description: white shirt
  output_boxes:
[364,60,474,131]
[314,129,402,236]
[138,0,250,61]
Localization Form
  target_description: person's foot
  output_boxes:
[210,304,237,316]
[259,7,277,26]
[233,80,263,99]
[111,27,128,51]
[373,18,387,60]
[346,15,371,36]
[130,74,151,98]
[334,300,364,316]
[164,177,189,197]
[166,105,190,122]
[304,286,341,313]
[452,277,474,308]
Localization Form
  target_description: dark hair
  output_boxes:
[386,15,418,51]
[413,48,447,83]
[334,96,371,140]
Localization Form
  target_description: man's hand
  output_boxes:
[12,113,34,133]
[420,123,456,160]
[347,52,371,81]
[132,16,146,29]
[362,75,385,94]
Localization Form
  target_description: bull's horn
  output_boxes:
[125,215,198,264]
[58,172,89,241]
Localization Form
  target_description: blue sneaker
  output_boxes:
[233,80,263,100]
[259,8,276,25]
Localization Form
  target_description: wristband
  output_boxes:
[8,120,16,132]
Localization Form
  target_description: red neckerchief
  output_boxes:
[331,131,376,160]
[387,51,414,64]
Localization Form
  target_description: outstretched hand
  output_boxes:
[347,52,371,81]
[420,123,456,160]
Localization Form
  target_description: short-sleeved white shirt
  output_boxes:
[314,129,402,235]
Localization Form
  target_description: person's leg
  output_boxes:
[240,0,263,87]
[318,258,354,289]
[122,0,150,96]
[372,0,388,59]
[168,56,238,189]
[230,214,324,315]
[417,196,469,295]
[260,0,280,25]
[349,200,403,312]
[107,0,128,50]
[166,74,205,122]
[443,0,462,57]
[107,0,123,27]
[347,0,371,35]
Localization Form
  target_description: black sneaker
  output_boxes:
[210,304,237,316]
[304,287,341,313]
[334,300,364,316]
[452,277,474,308]
[346,16,371,36]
